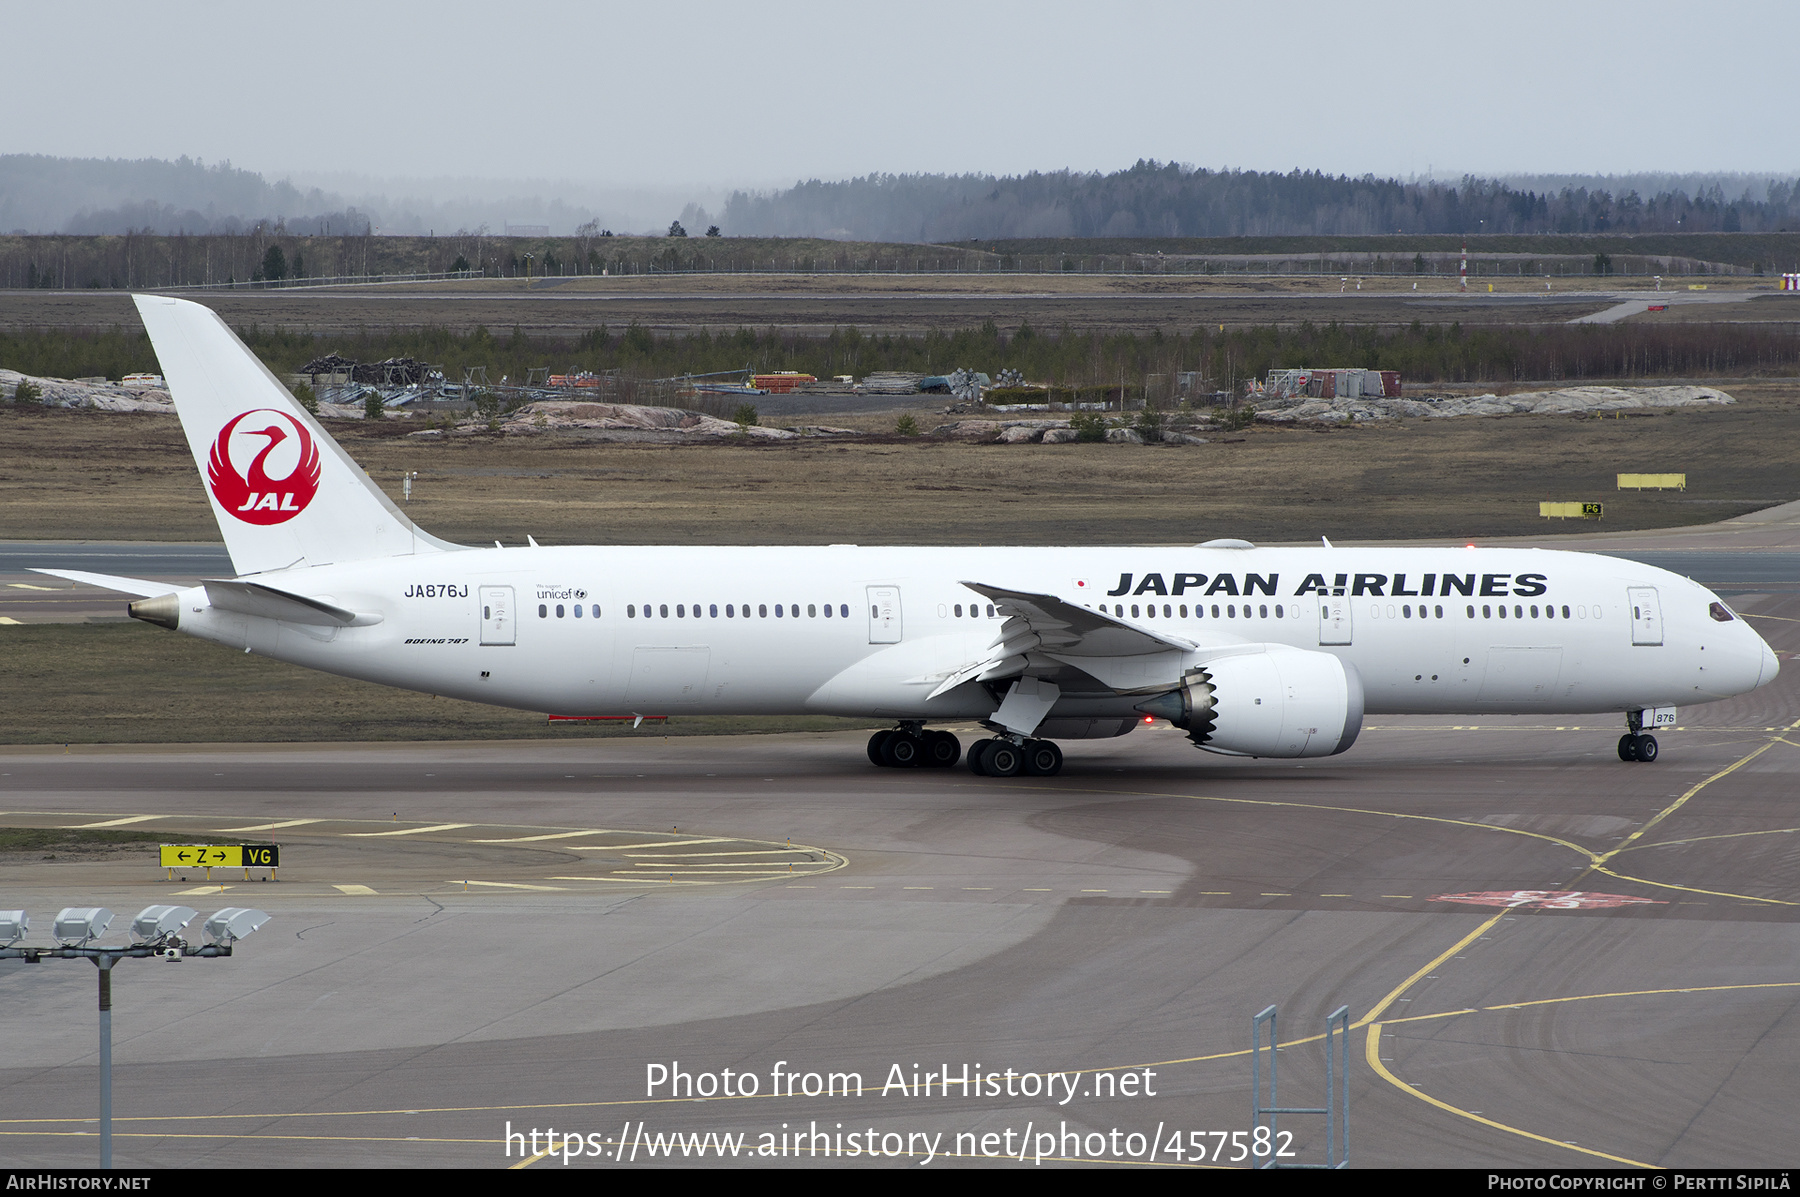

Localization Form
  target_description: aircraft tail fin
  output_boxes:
[132,295,460,576]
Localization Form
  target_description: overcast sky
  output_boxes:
[8,1,1797,193]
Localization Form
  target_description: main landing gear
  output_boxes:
[1618,710,1659,763]
[967,737,1063,777]
[868,726,1065,777]
[868,726,962,769]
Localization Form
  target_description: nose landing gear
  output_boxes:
[1618,710,1659,763]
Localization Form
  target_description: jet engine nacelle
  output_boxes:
[1135,645,1364,758]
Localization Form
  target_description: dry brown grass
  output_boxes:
[3,383,1797,547]
[0,622,879,746]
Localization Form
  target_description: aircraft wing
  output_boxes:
[926,582,1205,699]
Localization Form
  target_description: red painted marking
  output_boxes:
[207,409,321,525]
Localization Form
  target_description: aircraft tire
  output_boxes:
[925,731,961,769]
[967,740,991,775]
[1021,739,1063,776]
[869,730,895,766]
[984,741,1024,777]
[1634,734,1658,763]
[882,732,924,768]
[1618,734,1639,762]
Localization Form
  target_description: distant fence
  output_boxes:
[162,269,485,292]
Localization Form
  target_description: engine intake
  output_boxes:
[1135,646,1363,758]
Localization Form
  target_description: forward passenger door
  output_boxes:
[1628,587,1663,646]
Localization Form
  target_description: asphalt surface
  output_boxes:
[0,285,1632,337]
[1,635,1797,1166]
[3,505,1799,1169]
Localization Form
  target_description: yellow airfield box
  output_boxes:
[1540,502,1604,520]
[1617,473,1686,490]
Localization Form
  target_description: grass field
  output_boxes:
[3,383,1796,547]
[0,825,228,860]
[0,623,881,746]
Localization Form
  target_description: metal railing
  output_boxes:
[1252,1003,1350,1169]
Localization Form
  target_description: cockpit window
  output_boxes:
[1709,602,1735,623]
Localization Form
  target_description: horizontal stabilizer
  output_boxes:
[30,568,184,598]
[202,579,379,627]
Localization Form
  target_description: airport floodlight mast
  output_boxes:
[1,904,271,1169]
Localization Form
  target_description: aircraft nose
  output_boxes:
[1759,639,1780,689]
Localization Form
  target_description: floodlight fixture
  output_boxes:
[131,905,197,946]
[53,907,114,947]
[8,903,271,1169]
[202,907,270,946]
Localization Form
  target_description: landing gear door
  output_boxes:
[1628,586,1663,646]
[1318,596,1353,646]
[479,585,515,646]
[867,586,902,644]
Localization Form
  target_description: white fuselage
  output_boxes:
[165,544,1776,724]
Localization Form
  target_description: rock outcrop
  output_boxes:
[1254,384,1734,424]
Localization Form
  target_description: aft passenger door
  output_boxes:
[1628,587,1663,646]
[479,585,515,646]
[867,586,902,644]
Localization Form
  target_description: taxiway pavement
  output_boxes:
[2,588,1797,1168]
[3,506,1799,1168]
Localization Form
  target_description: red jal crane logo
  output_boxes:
[207,410,322,525]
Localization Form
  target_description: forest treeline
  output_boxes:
[6,228,1796,291]
[723,161,1800,241]
[6,320,1796,396]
